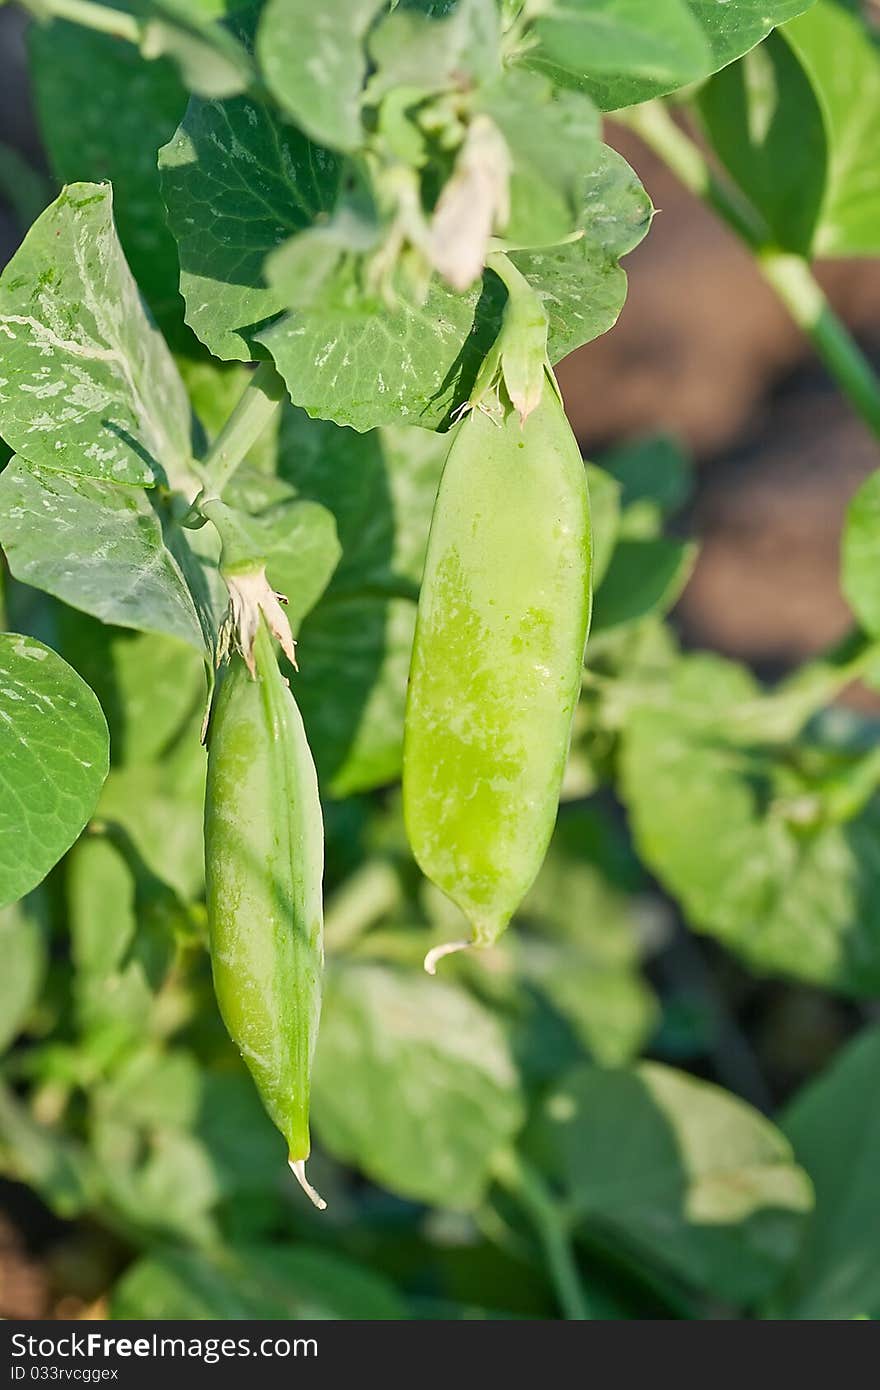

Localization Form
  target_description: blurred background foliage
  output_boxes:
[1,0,880,1321]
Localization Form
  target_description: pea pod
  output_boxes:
[403,371,592,968]
[204,620,325,1207]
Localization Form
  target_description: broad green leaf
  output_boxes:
[600,432,693,523]
[313,962,525,1208]
[842,470,880,635]
[698,30,827,257]
[0,184,191,486]
[620,654,880,994]
[159,96,344,363]
[57,616,205,766]
[276,408,448,596]
[223,472,341,628]
[274,411,447,793]
[533,0,818,111]
[258,0,387,150]
[161,95,649,428]
[297,596,415,796]
[111,1244,406,1319]
[700,2,880,257]
[96,738,207,902]
[782,1,880,256]
[0,633,109,908]
[0,459,210,652]
[516,806,656,1065]
[511,143,652,364]
[29,24,194,350]
[779,1026,880,1320]
[526,0,709,102]
[591,536,696,632]
[0,894,47,1053]
[92,1108,219,1244]
[531,1061,812,1303]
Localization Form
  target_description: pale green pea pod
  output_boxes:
[403,370,592,970]
[204,620,325,1207]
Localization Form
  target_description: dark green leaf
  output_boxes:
[533,0,818,111]
[592,536,696,632]
[111,1244,406,1319]
[779,1026,880,1319]
[313,962,525,1208]
[29,24,194,350]
[0,633,109,909]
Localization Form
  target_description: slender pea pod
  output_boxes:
[204,620,325,1207]
[404,369,592,968]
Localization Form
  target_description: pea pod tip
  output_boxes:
[288,1156,328,1211]
[424,939,472,975]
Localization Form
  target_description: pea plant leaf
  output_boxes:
[524,0,710,103]
[0,634,109,909]
[274,410,448,794]
[699,2,880,258]
[56,616,205,766]
[619,654,880,995]
[530,1061,812,1304]
[29,24,194,350]
[591,536,697,632]
[778,1027,880,1320]
[160,91,650,429]
[0,184,192,486]
[313,962,525,1209]
[259,140,650,428]
[158,95,345,364]
[257,0,388,151]
[0,459,211,652]
[112,1244,406,1320]
[529,0,818,112]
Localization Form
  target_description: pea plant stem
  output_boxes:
[198,361,287,497]
[621,100,880,445]
[492,1149,591,1320]
[32,0,141,41]
[758,251,880,442]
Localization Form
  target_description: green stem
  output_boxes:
[492,1149,591,1320]
[198,362,287,496]
[29,0,141,41]
[736,628,880,743]
[758,252,880,442]
[621,101,880,444]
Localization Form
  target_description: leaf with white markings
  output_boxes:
[0,634,109,909]
[0,459,214,653]
[0,184,191,486]
[161,94,650,430]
